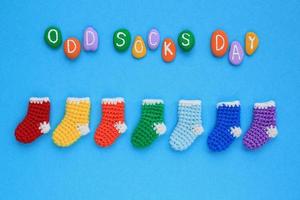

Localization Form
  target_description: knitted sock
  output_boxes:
[131,99,167,148]
[94,98,127,147]
[169,100,204,151]
[243,101,278,150]
[52,97,91,147]
[207,101,242,152]
[15,97,50,143]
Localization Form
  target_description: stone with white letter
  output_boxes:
[64,37,81,60]
[245,32,259,56]
[132,35,147,59]
[147,28,160,50]
[44,26,62,49]
[162,38,176,62]
[113,29,131,52]
[178,30,195,52]
[229,41,244,66]
[83,27,98,51]
[211,30,228,57]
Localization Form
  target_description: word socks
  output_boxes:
[15,97,51,143]
[131,99,167,148]
[94,98,127,147]
[53,97,91,147]
[169,100,204,151]
[207,101,242,152]
[243,101,278,150]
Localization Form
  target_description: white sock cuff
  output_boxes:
[254,100,276,109]
[30,97,50,104]
[142,99,164,105]
[67,97,90,103]
[217,100,240,108]
[179,100,201,106]
[102,97,124,105]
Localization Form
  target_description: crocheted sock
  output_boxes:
[207,101,242,152]
[131,99,167,148]
[15,97,50,143]
[94,98,127,147]
[169,100,204,151]
[52,97,91,147]
[243,101,278,150]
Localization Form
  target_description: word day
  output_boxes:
[44,26,259,65]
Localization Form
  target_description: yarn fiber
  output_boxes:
[207,101,242,152]
[243,101,278,150]
[15,97,50,143]
[169,100,204,151]
[94,98,127,147]
[52,97,91,147]
[131,99,167,148]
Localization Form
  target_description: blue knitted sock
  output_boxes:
[207,101,242,152]
[169,100,204,151]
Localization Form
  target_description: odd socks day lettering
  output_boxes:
[44,26,259,65]
[15,98,278,151]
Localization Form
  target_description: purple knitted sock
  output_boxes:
[243,101,278,150]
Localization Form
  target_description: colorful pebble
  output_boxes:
[229,41,244,66]
[44,26,62,49]
[211,30,228,57]
[177,30,195,52]
[64,38,81,60]
[113,29,131,52]
[245,32,259,56]
[147,28,160,50]
[132,36,147,59]
[83,27,98,51]
[162,38,176,62]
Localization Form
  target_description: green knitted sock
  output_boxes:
[131,99,167,148]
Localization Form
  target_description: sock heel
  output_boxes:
[39,121,51,134]
[77,124,90,136]
[114,121,127,134]
[229,126,242,138]
[192,124,204,135]
[153,122,167,135]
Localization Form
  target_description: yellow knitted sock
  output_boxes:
[53,97,91,147]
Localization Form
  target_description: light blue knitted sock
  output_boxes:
[169,100,204,151]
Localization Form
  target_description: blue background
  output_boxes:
[0,0,300,199]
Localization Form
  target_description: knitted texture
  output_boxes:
[53,97,91,147]
[243,101,278,150]
[207,101,242,152]
[169,100,204,151]
[94,98,127,147]
[131,99,167,148]
[15,97,50,143]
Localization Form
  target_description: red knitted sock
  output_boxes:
[15,97,51,143]
[94,98,127,147]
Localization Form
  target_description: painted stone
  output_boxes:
[83,27,98,51]
[162,38,176,62]
[132,36,147,59]
[211,30,228,57]
[64,38,81,60]
[177,30,195,52]
[147,28,160,50]
[245,32,259,55]
[44,26,62,49]
[113,29,131,52]
[229,41,244,66]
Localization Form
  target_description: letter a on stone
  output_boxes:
[229,41,244,66]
